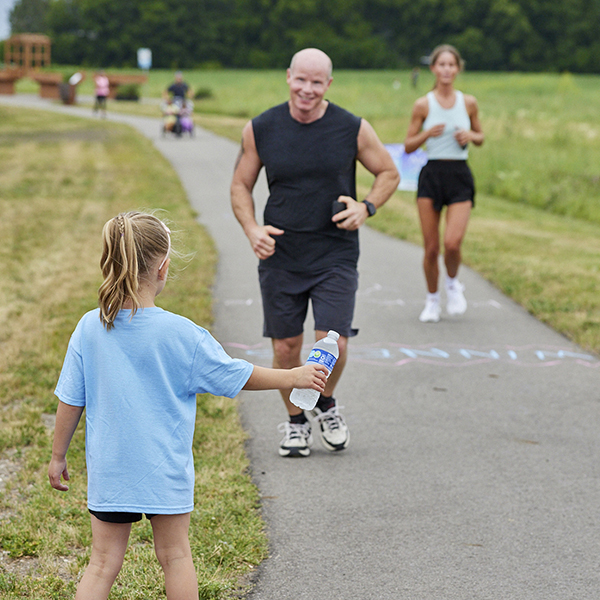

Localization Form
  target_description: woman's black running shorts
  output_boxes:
[417,160,475,211]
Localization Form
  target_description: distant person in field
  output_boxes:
[411,66,420,88]
[404,44,484,323]
[230,48,399,458]
[93,70,110,118]
[165,71,190,105]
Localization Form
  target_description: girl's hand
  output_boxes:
[291,365,327,392]
[428,123,445,138]
[48,458,70,492]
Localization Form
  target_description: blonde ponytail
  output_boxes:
[98,212,171,330]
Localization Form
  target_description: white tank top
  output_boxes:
[423,90,470,160]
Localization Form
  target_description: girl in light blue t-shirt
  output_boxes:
[48,211,327,600]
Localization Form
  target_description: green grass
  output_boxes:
[16,66,600,344]
[0,106,267,598]
[6,65,600,595]
[367,184,600,352]
[60,65,599,355]
[29,66,600,223]
[155,66,600,355]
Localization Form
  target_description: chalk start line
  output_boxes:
[224,341,600,368]
[223,294,504,310]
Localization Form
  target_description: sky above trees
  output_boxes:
[0,0,16,38]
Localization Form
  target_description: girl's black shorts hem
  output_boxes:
[417,160,475,212]
[89,509,156,523]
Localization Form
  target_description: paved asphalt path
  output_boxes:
[5,95,600,599]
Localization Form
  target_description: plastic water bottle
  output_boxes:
[289,330,340,410]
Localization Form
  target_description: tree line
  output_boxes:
[8,0,600,72]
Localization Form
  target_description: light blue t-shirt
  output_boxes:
[55,307,254,514]
[423,90,470,160]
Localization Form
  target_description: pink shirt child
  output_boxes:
[95,75,110,97]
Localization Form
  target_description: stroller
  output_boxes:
[161,98,194,137]
[179,100,194,136]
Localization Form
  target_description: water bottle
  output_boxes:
[289,330,340,410]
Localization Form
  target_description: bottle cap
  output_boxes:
[327,330,340,341]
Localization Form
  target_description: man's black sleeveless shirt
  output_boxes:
[252,102,362,272]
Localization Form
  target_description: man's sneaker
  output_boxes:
[310,404,350,452]
[446,281,467,315]
[419,297,441,322]
[277,422,313,457]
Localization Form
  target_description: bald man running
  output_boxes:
[231,48,399,457]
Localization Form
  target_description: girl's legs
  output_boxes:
[151,513,199,600]
[443,201,472,278]
[75,516,131,600]
[417,197,442,292]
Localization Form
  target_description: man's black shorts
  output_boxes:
[258,264,359,339]
[417,160,475,212]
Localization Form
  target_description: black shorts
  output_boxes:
[89,510,156,523]
[417,160,475,212]
[258,264,359,339]
[95,95,107,107]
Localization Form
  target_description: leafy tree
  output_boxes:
[9,0,51,35]
[38,0,600,71]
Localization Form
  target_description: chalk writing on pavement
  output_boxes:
[224,342,599,368]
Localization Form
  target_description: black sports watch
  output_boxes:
[362,199,377,217]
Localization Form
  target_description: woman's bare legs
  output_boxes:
[444,201,472,278]
[417,197,442,293]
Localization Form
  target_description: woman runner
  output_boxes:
[404,44,484,322]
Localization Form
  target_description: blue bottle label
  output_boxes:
[306,349,337,374]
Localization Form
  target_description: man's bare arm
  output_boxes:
[230,122,284,259]
[333,119,400,230]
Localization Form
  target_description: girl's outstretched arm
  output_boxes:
[48,401,84,492]
[242,364,327,392]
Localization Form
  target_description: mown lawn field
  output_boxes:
[45,66,600,353]
[0,106,267,599]
[4,66,600,598]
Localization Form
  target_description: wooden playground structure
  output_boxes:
[5,33,51,72]
[0,34,146,102]
[1,33,52,94]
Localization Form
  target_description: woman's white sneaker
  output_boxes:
[446,281,467,315]
[419,297,441,322]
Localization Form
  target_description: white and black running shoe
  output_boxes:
[310,404,350,452]
[278,421,313,457]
